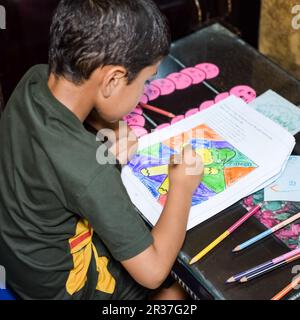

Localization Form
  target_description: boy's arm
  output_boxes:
[121,146,203,290]
[122,186,193,290]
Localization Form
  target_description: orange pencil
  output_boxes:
[271,277,300,300]
[139,102,176,118]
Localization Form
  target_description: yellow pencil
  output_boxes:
[189,203,263,265]
[189,231,230,264]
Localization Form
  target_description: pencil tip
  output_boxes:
[233,246,240,252]
[189,260,195,265]
[240,277,247,283]
[226,277,235,283]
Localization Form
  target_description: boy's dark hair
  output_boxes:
[49,0,170,84]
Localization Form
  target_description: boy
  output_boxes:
[0,0,203,300]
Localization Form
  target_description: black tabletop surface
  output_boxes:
[148,23,300,300]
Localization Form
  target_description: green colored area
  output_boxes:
[210,148,236,165]
[225,150,257,168]
[200,148,236,193]
[202,167,226,193]
[138,143,161,158]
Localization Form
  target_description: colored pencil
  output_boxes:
[140,102,176,118]
[271,277,300,300]
[240,253,300,283]
[142,112,158,128]
[189,203,263,265]
[233,211,300,252]
[226,247,300,283]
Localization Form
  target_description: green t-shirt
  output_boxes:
[0,65,153,300]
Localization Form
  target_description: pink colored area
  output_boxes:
[167,72,193,90]
[140,94,149,105]
[180,67,206,84]
[185,108,199,118]
[124,64,260,144]
[214,92,230,103]
[230,85,257,103]
[155,123,171,131]
[195,63,220,79]
[151,78,176,95]
[125,114,145,127]
[171,115,185,125]
[199,100,215,112]
[131,106,143,115]
[144,84,161,101]
[130,126,148,138]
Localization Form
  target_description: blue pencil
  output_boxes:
[226,247,300,283]
[233,211,300,252]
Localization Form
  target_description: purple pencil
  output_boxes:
[226,247,300,283]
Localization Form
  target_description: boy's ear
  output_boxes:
[99,66,128,98]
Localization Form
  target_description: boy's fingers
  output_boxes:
[182,144,200,165]
[169,154,181,165]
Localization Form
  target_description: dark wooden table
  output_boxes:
[146,23,300,300]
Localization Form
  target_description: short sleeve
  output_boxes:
[75,164,153,261]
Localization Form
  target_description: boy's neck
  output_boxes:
[47,73,95,122]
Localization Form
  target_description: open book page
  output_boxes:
[122,96,295,230]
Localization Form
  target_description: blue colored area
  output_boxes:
[0,289,16,300]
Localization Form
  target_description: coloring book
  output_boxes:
[122,96,295,230]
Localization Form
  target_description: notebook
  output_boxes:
[121,96,295,230]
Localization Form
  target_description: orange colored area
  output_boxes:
[224,167,256,187]
[164,133,185,151]
[196,124,223,141]
[164,124,223,151]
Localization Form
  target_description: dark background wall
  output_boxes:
[0,0,261,105]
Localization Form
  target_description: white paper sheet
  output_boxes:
[122,96,295,230]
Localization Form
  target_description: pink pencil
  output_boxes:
[139,102,176,118]
[190,203,263,264]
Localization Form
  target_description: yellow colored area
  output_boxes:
[158,177,169,195]
[204,167,219,175]
[195,148,213,165]
[141,165,168,177]
[66,219,116,296]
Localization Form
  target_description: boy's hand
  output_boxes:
[168,144,204,196]
[110,125,138,165]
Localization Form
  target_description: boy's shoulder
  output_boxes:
[5,64,49,109]
[16,64,48,89]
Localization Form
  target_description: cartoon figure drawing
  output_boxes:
[128,124,258,206]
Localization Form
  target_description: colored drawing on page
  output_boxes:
[128,124,258,206]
